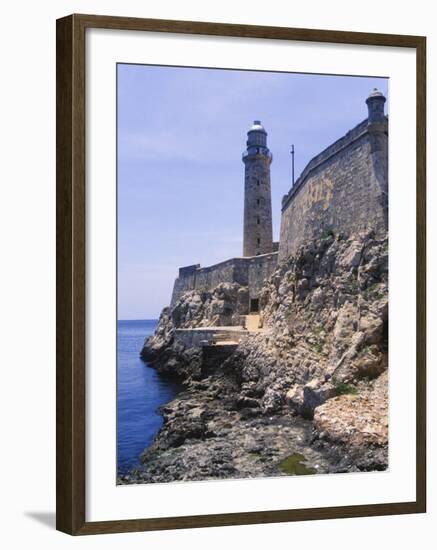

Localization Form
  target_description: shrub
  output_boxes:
[320,228,335,240]
[335,382,357,396]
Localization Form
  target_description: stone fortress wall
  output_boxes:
[170,252,279,307]
[170,91,388,311]
[279,113,388,262]
[247,252,279,300]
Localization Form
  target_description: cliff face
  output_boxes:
[127,230,388,484]
[256,229,388,414]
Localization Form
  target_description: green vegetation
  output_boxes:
[320,229,335,240]
[362,282,385,301]
[348,279,360,294]
[310,327,326,354]
[335,382,358,396]
[311,341,325,354]
[284,307,295,322]
[278,453,317,475]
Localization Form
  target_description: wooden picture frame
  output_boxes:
[56,13,426,535]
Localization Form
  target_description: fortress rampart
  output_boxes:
[279,116,388,262]
[170,252,278,307]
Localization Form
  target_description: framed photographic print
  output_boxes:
[56,14,426,535]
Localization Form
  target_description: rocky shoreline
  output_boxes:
[118,231,389,484]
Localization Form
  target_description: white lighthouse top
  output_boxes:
[249,120,266,133]
[367,88,385,99]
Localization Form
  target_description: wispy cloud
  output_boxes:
[118,68,291,164]
[119,130,206,162]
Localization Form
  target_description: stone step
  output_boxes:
[244,314,261,331]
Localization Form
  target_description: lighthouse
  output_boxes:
[242,121,274,257]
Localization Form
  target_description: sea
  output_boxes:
[117,319,180,475]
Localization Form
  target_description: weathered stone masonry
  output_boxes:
[170,252,278,307]
[242,121,274,257]
[279,89,388,262]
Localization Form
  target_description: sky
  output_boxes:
[117,64,388,319]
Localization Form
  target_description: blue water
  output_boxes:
[117,319,180,474]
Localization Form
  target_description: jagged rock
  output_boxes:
[236,396,260,409]
[286,385,304,411]
[140,307,174,361]
[333,303,358,341]
[313,371,388,455]
[302,379,336,417]
[127,231,388,483]
[359,314,384,345]
[261,387,284,414]
[339,242,363,269]
[286,380,336,417]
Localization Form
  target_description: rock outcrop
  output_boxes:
[313,370,388,471]
[140,282,248,378]
[126,230,388,484]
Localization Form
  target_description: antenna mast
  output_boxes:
[291,144,295,186]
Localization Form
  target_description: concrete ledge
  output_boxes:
[174,327,247,348]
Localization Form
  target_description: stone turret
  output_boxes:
[366,89,388,217]
[366,88,386,124]
[242,121,274,257]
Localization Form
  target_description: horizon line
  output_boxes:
[118,317,160,322]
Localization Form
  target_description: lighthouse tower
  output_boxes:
[242,121,274,257]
